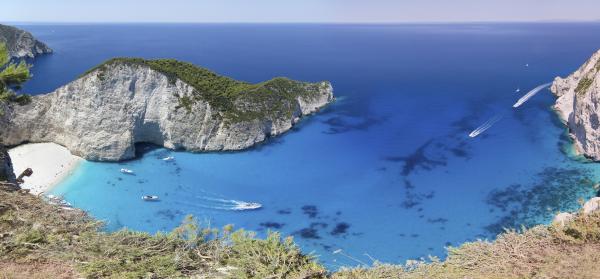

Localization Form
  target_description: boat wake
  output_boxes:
[200,197,263,211]
[512,82,552,108]
[469,115,503,138]
[177,195,262,211]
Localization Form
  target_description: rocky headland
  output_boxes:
[0,24,52,58]
[552,49,600,160]
[0,58,334,161]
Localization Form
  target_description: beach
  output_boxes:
[8,143,83,195]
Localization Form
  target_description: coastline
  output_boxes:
[8,142,83,195]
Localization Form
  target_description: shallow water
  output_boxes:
[16,23,600,268]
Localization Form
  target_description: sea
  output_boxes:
[15,23,600,269]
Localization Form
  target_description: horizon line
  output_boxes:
[5,19,600,25]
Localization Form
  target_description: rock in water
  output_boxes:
[0,24,52,58]
[551,50,600,160]
[0,58,334,161]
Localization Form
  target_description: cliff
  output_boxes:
[0,145,16,183]
[551,50,600,160]
[0,24,52,58]
[0,58,334,161]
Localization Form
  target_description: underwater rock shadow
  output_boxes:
[484,167,596,235]
[322,115,388,135]
[385,140,447,176]
[259,222,285,230]
[320,93,389,135]
[156,209,184,221]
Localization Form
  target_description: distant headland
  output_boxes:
[0,24,52,58]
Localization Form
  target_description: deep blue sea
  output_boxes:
[16,23,600,269]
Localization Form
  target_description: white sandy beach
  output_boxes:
[8,143,83,195]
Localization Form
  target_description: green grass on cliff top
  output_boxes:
[82,58,327,122]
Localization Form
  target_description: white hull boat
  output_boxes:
[142,195,160,201]
[120,168,134,175]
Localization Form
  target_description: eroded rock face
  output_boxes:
[0,24,52,58]
[551,50,600,160]
[0,62,333,161]
[0,145,16,183]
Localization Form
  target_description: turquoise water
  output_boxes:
[17,23,600,268]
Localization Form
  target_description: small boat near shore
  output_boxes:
[120,168,134,175]
[142,195,160,201]
[161,156,175,161]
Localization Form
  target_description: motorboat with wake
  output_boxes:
[469,115,503,138]
[513,82,551,108]
[231,200,262,210]
[180,194,263,211]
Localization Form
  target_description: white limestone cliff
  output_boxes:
[551,50,600,160]
[0,61,333,161]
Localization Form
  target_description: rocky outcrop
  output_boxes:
[553,197,600,227]
[551,50,600,160]
[0,145,16,183]
[0,24,52,58]
[0,60,334,161]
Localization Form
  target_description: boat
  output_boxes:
[469,115,503,138]
[161,156,175,161]
[513,82,552,108]
[120,168,134,174]
[232,201,262,210]
[515,88,520,93]
[142,195,160,201]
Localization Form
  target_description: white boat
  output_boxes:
[120,168,134,174]
[142,195,160,201]
[161,156,175,161]
[513,82,552,108]
[232,201,262,210]
[469,115,503,138]
[515,88,520,93]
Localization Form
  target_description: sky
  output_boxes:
[2,0,600,23]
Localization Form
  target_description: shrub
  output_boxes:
[575,77,594,95]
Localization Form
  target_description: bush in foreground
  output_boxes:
[2,185,600,278]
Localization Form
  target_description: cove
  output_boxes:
[16,23,600,268]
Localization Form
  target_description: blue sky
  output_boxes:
[3,0,600,23]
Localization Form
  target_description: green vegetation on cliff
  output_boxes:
[0,43,32,115]
[576,77,594,95]
[3,182,600,278]
[0,43,30,94]
[83,58,327,122]
[0,188,325,278]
